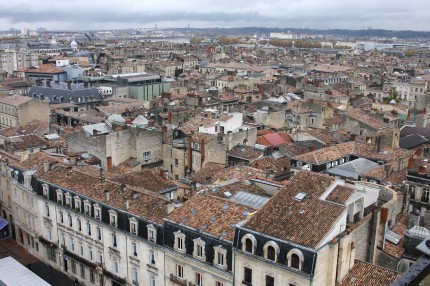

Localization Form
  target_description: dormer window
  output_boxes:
[94,204,101,220]
[193,238,206,260]
[213,245,227,270]
[147,224,156,243]
[241,234,257,254]
[74,197,81,212]
[287,249,304,271]
[129,218,138,235]
[56,190,63,205]
[42,184,49,198]
[264,241,280,262]
[174,231,186,253]
[65,194,71,207]
[84,200,91,216]
[109,210,117,228]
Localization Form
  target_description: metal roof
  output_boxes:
[407,226,430,239]
[325,158,379,180]
[228,191,269,209]
[399,134,427,149]
[82,123,112,136]
[385,229,401,245]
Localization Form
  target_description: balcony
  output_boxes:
[170,274,187,286]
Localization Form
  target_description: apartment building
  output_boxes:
[0,95,50,129]
[0,51,39,75]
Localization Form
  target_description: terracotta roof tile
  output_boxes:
[336,260,401,286]
[166,194,255,241]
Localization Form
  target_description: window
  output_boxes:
[130,219,137,235]
[90,269,95,283]
[193,238,206,260]
[151,276,156,286]
[112,259,119,274]
[112,233,117,247]
[266,275,275,286]
[80,242,84,256]
[47,247,56,262]
[192,142,200,151]
[244,267,252,284]
[216,282,223,286]
[88,246,93,261]
[57,191,63,204]
[264,241,279,262]
[80,263,85,278]
[176,264,184,279]
[109,211,117,227]
[147,224,156,243]
[60,233,65,246]
[65,196,71,207]
[217,251,224,266]
[287,249,304,270]
[422,188,429,202]
[98,251,103,264]
[195,272,203,286]
[71,259,76,273]
[149,249,156,265]
[410,185,416,199]
[132,241,138,256]
[87,222,92,236]
[175,158,178,166]
[42,184,49,198]
[174,231,185,252]
[74,197,81,212]
[84,202,91,216]
[68,214,73,227]
[97,227,102,241]
[214,245,227,269]
[242,234,256,254]
[94,207,101,220]
[144,151,151,161]
[70,237,75,251]
[45,204,50,217]
[77,219,82,231]
[132,268,139,285]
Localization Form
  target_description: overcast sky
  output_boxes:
[0,0,428,31]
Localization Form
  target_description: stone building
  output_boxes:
[0,95,50,129]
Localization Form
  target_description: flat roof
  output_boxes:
[0,256,51,286]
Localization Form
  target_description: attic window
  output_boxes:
[294,192,307,201]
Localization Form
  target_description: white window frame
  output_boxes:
[109,210,117,228]
[174,231,186,253]
[214,245,227,270]
[144,151,151,161]
[94,204,101,220]
[130,218,138,235]
[193,237,206,260]
[147,224,156,243]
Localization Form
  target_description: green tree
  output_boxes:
[383,87,402,104]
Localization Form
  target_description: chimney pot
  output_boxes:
[104,189,110,202]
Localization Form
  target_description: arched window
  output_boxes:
[241,234,257,254]
[287,248,304,271]
[267,246,276,261]
[291,253,300,269]
[245,238,253,253]
[263,241,280,262]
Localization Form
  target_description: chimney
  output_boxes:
[380,207,388,223]
[104,190,110,202]
[384,164,392,175]
[107,157,113,172]
[43,162,50,173]
[408,158,414,169]
[375,134,383,153]
[168,112,172,124]
[200,139,205,163]
[100,168,105,182]
[162,125,167,141]
[187,134,193,175]
[124,197,129,210]
[66,166,73,175]
[46,79,51,87]
[309,144,315,152]
[67,80,72,90]
[418,165,426,174]
[159,168,164,178]
[415,148,423,157]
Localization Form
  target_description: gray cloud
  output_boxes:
[0,0,428,31]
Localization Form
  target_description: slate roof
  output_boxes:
[336,260,401,286]
[28,82,102,105]
[400,126,430,139]
[166,194,255,241]
[244,171,347,249]
[399,134,427,149]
